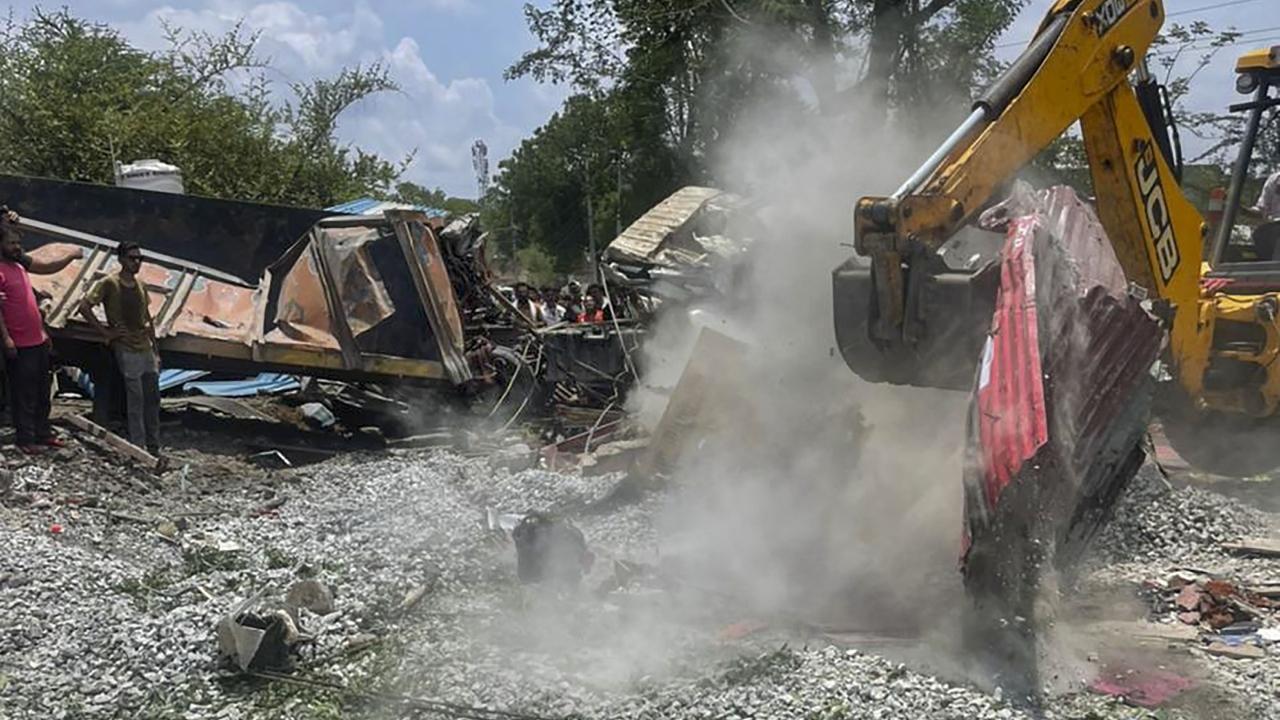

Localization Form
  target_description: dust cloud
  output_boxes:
[631,64,981,642]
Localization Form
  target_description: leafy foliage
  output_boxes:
[483,91,681,273]
[392,181,481,216]
[498,0,1024,268]
[0,8,407,207]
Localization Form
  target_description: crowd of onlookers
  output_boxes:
[510,279,616,326]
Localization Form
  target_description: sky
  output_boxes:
[998,0,1278,162]
[4,0,571,199]
[4,0,1274,198]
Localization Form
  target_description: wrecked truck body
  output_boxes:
[602,186,756,310]
[20,210,474,385]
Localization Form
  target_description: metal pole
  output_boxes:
[584,154,600,284]
[891,107,988,200]
[615,151,625,238]
[1210,82,1269,267]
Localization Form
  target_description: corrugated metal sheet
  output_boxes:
[183,373,301,397]
[161,369,212,392]
[960,187,1163,689]
[971,214,1049,513]
[963,185,1163,586]
[75,368,211,397]
[327,198,447,218]
[604,186,733,266]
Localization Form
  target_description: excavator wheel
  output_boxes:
[1159,401,1280,478]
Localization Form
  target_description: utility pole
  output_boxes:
[471,140,489,202]
[615,151,625,238]
[583,153,601,284]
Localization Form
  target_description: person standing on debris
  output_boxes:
[77,242,162,455]
[0,211,83,454]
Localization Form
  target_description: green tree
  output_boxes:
[498,0,1025,268]
[484,91,681,273]
[515,244,557,286]
[0,8,405,207]
[391,181,481,216]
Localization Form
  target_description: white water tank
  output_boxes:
[114,159,185,194]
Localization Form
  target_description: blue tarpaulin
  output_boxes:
[161,369,213,392]
[74,369,298,398]
[76,368,211,397]
[181,373,301,397]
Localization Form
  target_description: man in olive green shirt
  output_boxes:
[78,242,161,454]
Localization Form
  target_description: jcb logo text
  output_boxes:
[1135,144,1180,285]
[1094,0,1133,36]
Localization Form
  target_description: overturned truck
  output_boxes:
[2,174,509,393]
[25,211,477,383]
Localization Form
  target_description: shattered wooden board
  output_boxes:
[1222,538,1280,558]
[635,327,752,478]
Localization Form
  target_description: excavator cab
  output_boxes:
[1205,49,1280,269]
[1154,48,1280,476]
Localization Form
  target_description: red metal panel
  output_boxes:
[974,215,1049,514]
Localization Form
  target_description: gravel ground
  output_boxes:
[2,439,1279,720]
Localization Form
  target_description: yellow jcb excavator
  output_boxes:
[834,0,1280,478]
[832,0,1280,687]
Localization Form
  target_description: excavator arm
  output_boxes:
[838,0,1205,390]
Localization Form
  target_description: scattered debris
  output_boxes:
[1204,641,1266,660]
[298,402,336,430]
[216,607,301,673]
[1222,537,1280,558]
[602,186,757,309]
[399,583,432,614]
[1145,571,1278,631]
[286,580,335,616]
[511,513,594,585]
[59,413,161,470]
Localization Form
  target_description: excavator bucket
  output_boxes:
[832,240,999,392]
[956,187,1165,692]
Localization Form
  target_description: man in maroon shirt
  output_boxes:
[0,213,82,454]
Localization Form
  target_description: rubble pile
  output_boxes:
[1089,465,1274,578]
[1144,573,1279,634]
[0,444,1149,720]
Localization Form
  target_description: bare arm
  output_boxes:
[28,246,85,275]
[0,303,13,358]
[77,302,118,343]
[77,280,117,344]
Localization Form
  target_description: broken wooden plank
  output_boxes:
[59,413,161,470]
[399,584,431,614]
[78,505,155,524]
[163,396,276,422]
[1221,538,1280,558]
[1204,641,1265,660]
[1247,584,1280,599]
[1090,620,1200,644]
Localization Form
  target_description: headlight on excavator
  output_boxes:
[1237,71,1259,95]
